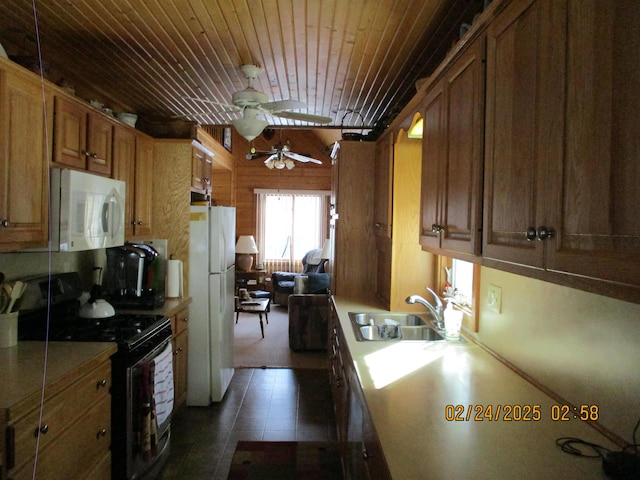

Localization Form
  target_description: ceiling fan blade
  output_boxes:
[260,99,306,112]
[246,149,276,160]
[284,151,323,164]
[263,154,278,164]
[184,96,241,111]
[272,111,333,124]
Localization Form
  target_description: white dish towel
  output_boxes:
[153,341,174,426]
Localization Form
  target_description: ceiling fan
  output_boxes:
[187,64,333,141]
[246,140,322,170]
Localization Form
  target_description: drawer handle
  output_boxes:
[97,379,108,388]
[35,424,49,436]
[97,428,107,438]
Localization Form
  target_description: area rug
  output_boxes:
[227,441,343,480]
[234,305,328,369]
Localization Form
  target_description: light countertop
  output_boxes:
[332,297,615,479]
[0,341,117,412]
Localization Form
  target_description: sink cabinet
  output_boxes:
[0,58,52,251]
[329,301,391,480]
[483,0,640,301]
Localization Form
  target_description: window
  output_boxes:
[255,189,329,273]
[450,259,474,307]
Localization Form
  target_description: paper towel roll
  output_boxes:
[166,259,183,298]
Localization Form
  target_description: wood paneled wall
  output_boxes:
[232,129,339,237]
[151,140,192,295]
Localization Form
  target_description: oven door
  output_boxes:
[127,339,174,479]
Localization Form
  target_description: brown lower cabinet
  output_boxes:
[329,300,391,480]
[5,358,112,480]
[171,306,189,410]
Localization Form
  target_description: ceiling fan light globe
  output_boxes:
[232,114,268,141]
[285,159,295,170]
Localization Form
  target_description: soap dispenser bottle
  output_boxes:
[443,299,463,340]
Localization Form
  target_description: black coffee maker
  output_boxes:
[105,243,165,309]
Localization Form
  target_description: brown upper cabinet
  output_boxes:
[53,96,114,175]
[483,0,640,301]
[420,33,485,259]
[112,127,154,238]
[373,133,394,239]
[0,60,51,251]
[191,142,213,194]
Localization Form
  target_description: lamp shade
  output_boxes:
[320,239,331,259]
[236,235,259,254]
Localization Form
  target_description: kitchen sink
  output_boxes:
[348,312,445,342]
[350,312,428,327]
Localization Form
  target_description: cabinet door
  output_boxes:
[53,96,87,169]
[191,145,212,193]
[112,126,136,238]
[546,0,640,289]
[420,79,446,249]
[483,0,550,267]
[86,112,113,175]
[133,134,154,236]
[173,329,188,409]
[440,37,485,256]
[373,133,393,238]
[0,67,50,250]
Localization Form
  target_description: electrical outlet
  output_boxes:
[487,284,502,314]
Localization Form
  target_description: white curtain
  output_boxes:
[255,189,329,274]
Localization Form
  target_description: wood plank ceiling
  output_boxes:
[0,0,484,136]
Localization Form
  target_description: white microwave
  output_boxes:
[50,169,126,251]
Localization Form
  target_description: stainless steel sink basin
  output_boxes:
[350,312,427,327]
[348,312,445,342]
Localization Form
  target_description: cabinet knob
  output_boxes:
[431,224,443,234]
[1,219,8,227]
[137,220,143,225]
[362,447,370,460]
[97,428,107,438]
[204,177,211,184]
[35,424,49,436]
[97,379,107,388]
[536,226,555,241]
[526,227,537,241]
[181,317,188,323]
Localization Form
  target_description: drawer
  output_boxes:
[9,395,111,480]
[172,307,189,335]
[8,360,111,471]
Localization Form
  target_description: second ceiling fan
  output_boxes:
[246,133,323,170]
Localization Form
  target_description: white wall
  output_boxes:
[469,266,640,442]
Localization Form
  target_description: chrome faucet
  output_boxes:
[406,287,444,331]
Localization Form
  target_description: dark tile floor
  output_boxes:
[158,368,337,480]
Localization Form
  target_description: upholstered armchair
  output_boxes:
[271,248,328,307]
[287,273,331,351]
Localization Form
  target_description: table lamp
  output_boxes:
[236,235,259,271]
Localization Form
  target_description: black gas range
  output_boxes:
[17,272,173,480]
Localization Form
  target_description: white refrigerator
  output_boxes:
[187,206,236,405]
